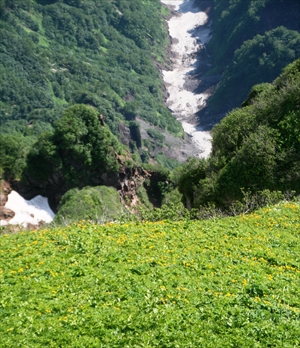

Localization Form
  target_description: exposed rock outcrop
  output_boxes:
[117,165,151,210]
[0,207,15,221]
[0,180,14,223]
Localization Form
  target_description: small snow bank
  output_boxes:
[0,190,55,227]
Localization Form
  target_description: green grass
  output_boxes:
[38,34,49,48]
[1,202,300,347]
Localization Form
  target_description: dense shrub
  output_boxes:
[25,104,123,189]
[175,58,300,208]
[54,186,124,224]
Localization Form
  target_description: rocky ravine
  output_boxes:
[161,0,214,158]
[1,0,216,228]
[0,159,162,229]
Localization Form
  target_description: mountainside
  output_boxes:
[1,0,300,225]
[196,0,300,119]
[176,57,300,210]
[0,0,174,131]
[0,0,196,169]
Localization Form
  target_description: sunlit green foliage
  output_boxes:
[1,202,300,346]
[211,58,300,200]
[0,0,182,136]
[25,104,123,189]
[175,58,300,207]
[54,186,124,225]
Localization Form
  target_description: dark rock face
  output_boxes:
[0,194,7,206]
[0,180,14,222]
[0,180,12,195]
[0,207,15,220]
[118,122,130,146]
[117,165,151,209]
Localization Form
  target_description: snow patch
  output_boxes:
[0,191,55,227]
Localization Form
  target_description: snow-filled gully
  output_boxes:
[1,0,212,228]
[161,0,212,158]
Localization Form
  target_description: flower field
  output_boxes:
[1,202,300,347]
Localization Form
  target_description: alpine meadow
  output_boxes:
[1,0,300,347]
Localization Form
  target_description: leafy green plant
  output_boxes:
[54,186,124,225]
[1,201,300,346]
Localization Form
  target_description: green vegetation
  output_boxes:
[154,153,180,170]
[208,0,272,71]
[205,0,300,112]
[175,58,300,209]
[0,0,182,150]
[53,186,124,225]
[25,104,124,189]
[1,202,300,346]
[0,133,35,180]
[209,26,300,111]
[146,128,165,147]
[2,4,300,344]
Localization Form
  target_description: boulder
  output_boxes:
[0,207,15,221]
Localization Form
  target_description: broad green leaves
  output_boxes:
[1,202,300,346]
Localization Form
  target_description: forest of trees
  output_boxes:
[0,0,182,170]
[1,0,300,222]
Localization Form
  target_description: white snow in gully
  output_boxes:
[161,0,212,158]
[2,1,212,228]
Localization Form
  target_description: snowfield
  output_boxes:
[161,0,212,158]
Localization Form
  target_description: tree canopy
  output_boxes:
[0,0,181,136]
[25,104,124,189]
[204,0,300,113]
[176,58,300,208]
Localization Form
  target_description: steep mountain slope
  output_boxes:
[0,0,183,153]
[175,57,300,208]
[196,0,300,116]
